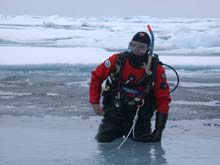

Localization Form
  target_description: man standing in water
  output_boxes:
[89,31,171,143]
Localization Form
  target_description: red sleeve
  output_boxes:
[154,64,171,114]
[89,54,118,104]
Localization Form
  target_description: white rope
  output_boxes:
[116,100,144,150]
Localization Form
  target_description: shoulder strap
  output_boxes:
[136,53,160,86]
[151,54,161,81]
[115,51,129,74]
[144,54,162,94]
[113,51,129,107]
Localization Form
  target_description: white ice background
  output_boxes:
[0,15,220,66]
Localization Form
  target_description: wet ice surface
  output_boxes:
[0,116,220,165]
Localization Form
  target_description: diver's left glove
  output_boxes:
[132,112,168,143]
[151,112,168,142]
[132,133,152,142]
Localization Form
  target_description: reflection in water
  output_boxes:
[95,139,167,165]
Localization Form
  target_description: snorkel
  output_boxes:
[144,25,154,81]
[142,25,154,94]
[147,24,154,55]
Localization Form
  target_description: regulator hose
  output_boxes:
[162,63,180,94]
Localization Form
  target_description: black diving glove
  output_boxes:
[151,112,168,143]
[150,130,162,142]
[132,112,168,143]
[132,133,152,142]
